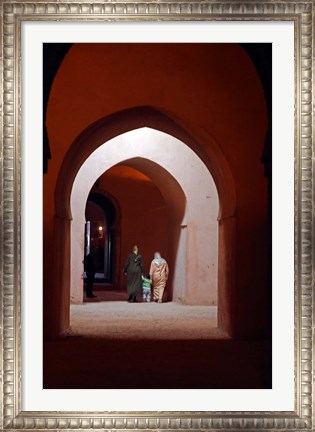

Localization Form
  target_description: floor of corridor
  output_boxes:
[43,291,272,390]
[69,291,222,340]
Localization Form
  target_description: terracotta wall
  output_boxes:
[95,166,168,289]
[44,43,269,339]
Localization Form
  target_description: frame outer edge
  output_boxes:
[299,2,313,429]
[0,0,4,429]
[2,0,17,429]
[0,1,313,430]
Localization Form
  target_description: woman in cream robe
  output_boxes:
[150,252,169,303]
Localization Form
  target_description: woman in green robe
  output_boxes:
[123,245,144,302]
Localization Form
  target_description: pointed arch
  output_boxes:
[52,111,236,338]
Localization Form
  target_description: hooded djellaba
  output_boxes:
[149,252,169,303]
[123,245,144,303]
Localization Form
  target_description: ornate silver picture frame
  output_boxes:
[0,0,313,430]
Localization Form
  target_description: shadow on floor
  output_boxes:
[43,337,272,389]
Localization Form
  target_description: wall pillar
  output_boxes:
[47,214,71,338]
[70,213,85,304]
[217,215,236,336]
[170,224,187,303]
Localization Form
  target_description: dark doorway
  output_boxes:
[84,193,116,283]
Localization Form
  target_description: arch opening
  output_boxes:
[80,162,186,306]
[51,117,234,339]
[70,129,219,313]
[55,106,235,222]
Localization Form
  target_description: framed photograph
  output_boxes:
[1,0,313,430]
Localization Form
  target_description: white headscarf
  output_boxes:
[153,252,166,265]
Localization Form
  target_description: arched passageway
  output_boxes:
[44,44,269,341]
[49,112,236,340]
[84,165,171,299]
[70,128,219,309]
[43,43,271,391]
